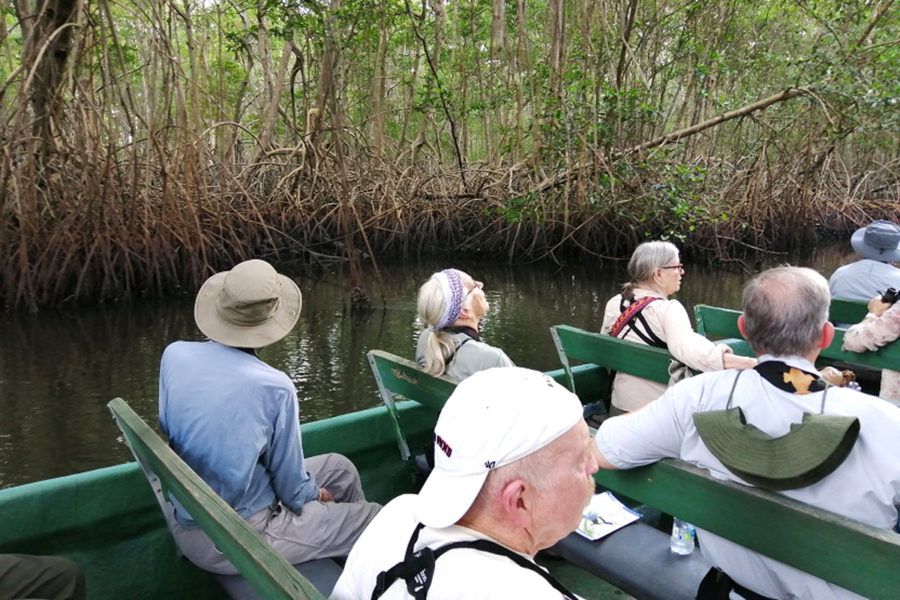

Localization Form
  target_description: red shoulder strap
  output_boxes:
[608,296,660,338]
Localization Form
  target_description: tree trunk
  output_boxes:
[16,0,79,145]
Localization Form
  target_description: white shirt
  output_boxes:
[330,495,573,600]
[595,355,900,600]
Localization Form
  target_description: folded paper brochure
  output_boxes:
[576,491,641,541]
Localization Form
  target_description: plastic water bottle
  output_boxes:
[670,518,695,555]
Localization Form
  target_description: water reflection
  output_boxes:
[0,245,856,488]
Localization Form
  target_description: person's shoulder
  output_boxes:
[829,387,900,423]
[604,293,624,307]
[432,550,561,599]
[830,261,855,275]
[161,339,204,360]
[465,338,506,354]
[652,296,688,320]
[356,494,417,538]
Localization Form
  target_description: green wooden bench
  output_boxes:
[694,304,900,371]
[595,459,900,600]
[366,349,605,461]
[829,297,869,325]
[108,398,327,600]
[366,350,459,462]
[550,324,673,397]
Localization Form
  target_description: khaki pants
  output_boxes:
[172,453,381,574]
[0,554,85,600]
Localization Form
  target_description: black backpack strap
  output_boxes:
[445,337,472,366]
[372,524,434,600]
[630,311,667,349]
[372,524,578,600]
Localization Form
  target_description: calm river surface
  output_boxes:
[0,245,854,488]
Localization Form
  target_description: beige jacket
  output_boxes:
[601,288,733,412]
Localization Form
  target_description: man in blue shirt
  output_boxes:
[159,259,380,574]
[829,220,900,301]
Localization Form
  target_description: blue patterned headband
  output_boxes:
[429,268,465,330]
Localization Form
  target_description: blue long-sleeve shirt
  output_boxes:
[159,341,318,525]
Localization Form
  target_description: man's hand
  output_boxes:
[819,366,845,387]
[868,296,891,318]
[318,488,334,502]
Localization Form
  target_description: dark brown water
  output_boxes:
[0,245,854,488]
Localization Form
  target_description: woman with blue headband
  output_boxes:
[415,268,514,379]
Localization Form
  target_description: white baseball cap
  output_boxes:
[415,367,583,528]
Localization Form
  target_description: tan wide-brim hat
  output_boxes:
[194,259,302,348]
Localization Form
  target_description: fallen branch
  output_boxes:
[627,87,809,153]
[533,86,810,194]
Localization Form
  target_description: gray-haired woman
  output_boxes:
[601,241,757,413]
[415,268,514,380]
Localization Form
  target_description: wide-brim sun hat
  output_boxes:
[414,367,583,528]
[850,220,900,262]
[194,259,302,348]
[693,407,859,491]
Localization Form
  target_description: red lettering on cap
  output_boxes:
[435,434,453,457]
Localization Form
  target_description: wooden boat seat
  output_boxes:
[596,458,900,599]
[550,324,674,399]
[366,350,458,462]
[828,297,870,326]
[694,303,900,371]
[215,558,343,599]
[550,525,711,600]
[107,397,329,600]
[366,349,607,463]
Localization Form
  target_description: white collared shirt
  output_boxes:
[596,355,900,600]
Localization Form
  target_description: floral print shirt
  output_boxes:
[842,302,900,403]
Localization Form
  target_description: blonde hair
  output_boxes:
[417,272,475,375]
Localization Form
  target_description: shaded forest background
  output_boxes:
[0,0,897,310]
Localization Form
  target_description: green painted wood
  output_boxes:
[367,349,607,462]
[367,350,458,460]
[0,401,444,599]
[551,324,672,388]
[693,305,743,340]
[694,304,900,370]
[108,398,326,600]
[829,297,869,324]
[824,328,900,370]
[595,460,900,600]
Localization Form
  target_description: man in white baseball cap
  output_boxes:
[159,259,380,576]
[330,367,599,600]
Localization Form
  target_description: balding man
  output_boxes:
[330,367,599,599]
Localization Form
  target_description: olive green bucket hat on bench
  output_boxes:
[693,370,860,491]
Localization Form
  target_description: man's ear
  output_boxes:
[499,478,531,528]
[819,321,835,349]
[737,314,748,340]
